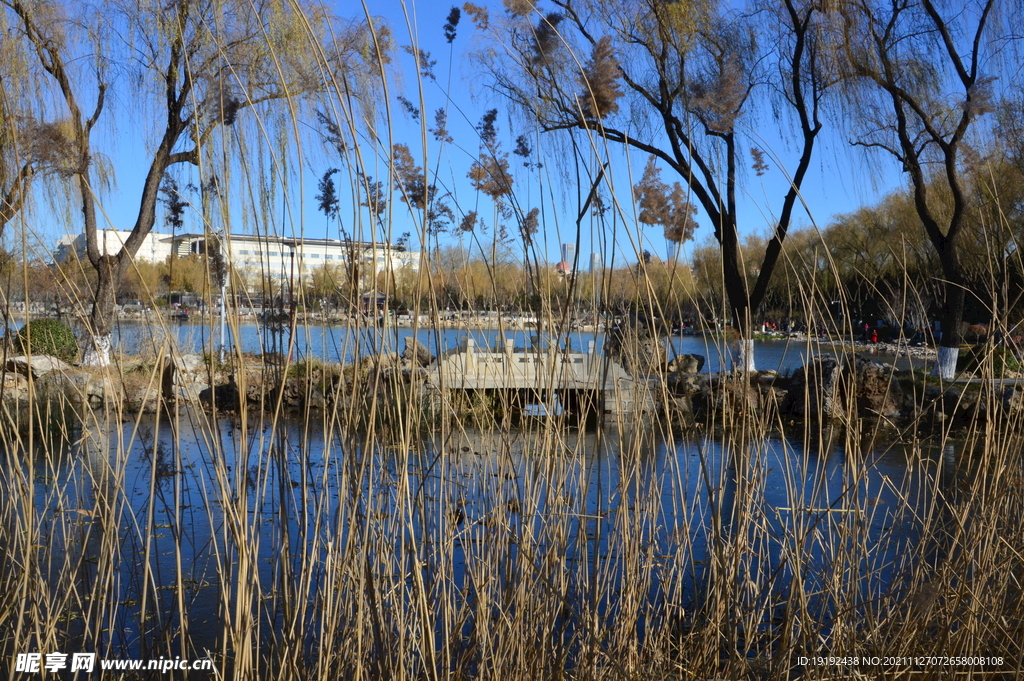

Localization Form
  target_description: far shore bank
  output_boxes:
[10,310,999,375]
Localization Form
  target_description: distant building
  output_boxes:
[560,243,576,269]
[589,253,602,307]
[54,229,420,281]
[55,230,174,264]
[555,261,572,278]
[667,241,681,262]
[171,233,419,281]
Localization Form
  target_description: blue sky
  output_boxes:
[20,0,906,266]
[345,0,906,265]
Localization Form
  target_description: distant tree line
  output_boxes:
[7,135,1022,335]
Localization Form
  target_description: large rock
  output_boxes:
[86,375,123,409]
[270,376,327,411]
[237,367,270,405]
[173,353,206,374]
[200,378,242,412]
[37,371,123,409]
[666,353,705,374]
[162,353,211,400]
[1003,385,1024,417]
[951,388,980,420]
[665,395,694,427]
[402,338,435,367]
[852,355,903,418]
[127,385,163,413]
[785,355,844,419]
[306,387,327,410]
[667,371,710,396]
[606,326,666,376]
[279,377,304,409]
[709,375,760,414]
[5,354,72,379]
[785,354,903,420]
[1,371,29,402]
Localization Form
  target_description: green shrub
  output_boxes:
[16,319,78,362]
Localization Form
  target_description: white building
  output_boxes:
[171,232,420,280]
[55,230,174,264]
[55,229,420,280]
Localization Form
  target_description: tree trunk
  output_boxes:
[729,303,756,372]
[81,255,121,366]
[934,246,966,380]
[722,237,756,372]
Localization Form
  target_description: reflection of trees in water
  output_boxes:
[6,407,1009,670]
[660,425,952,656]
[878,437,999,645]
[416,424,932,657]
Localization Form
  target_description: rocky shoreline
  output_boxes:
[771,332,938,360]
[3,341,1022,429]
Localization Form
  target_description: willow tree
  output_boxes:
[0,31,76,243]
[2,0,377,364]
[839,0,1004,379]
[479,0,831,370]
[0,93,33,243]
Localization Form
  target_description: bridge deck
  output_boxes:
[426,338,653,414]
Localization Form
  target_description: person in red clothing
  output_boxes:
[870,328,879,344]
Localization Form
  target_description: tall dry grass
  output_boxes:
[4,240,1024,680]
[2,3,1024,679]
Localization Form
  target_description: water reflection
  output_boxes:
[0,412,958,663]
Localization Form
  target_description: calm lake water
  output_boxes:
[110,320,922,373]
[5,411,956,660]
